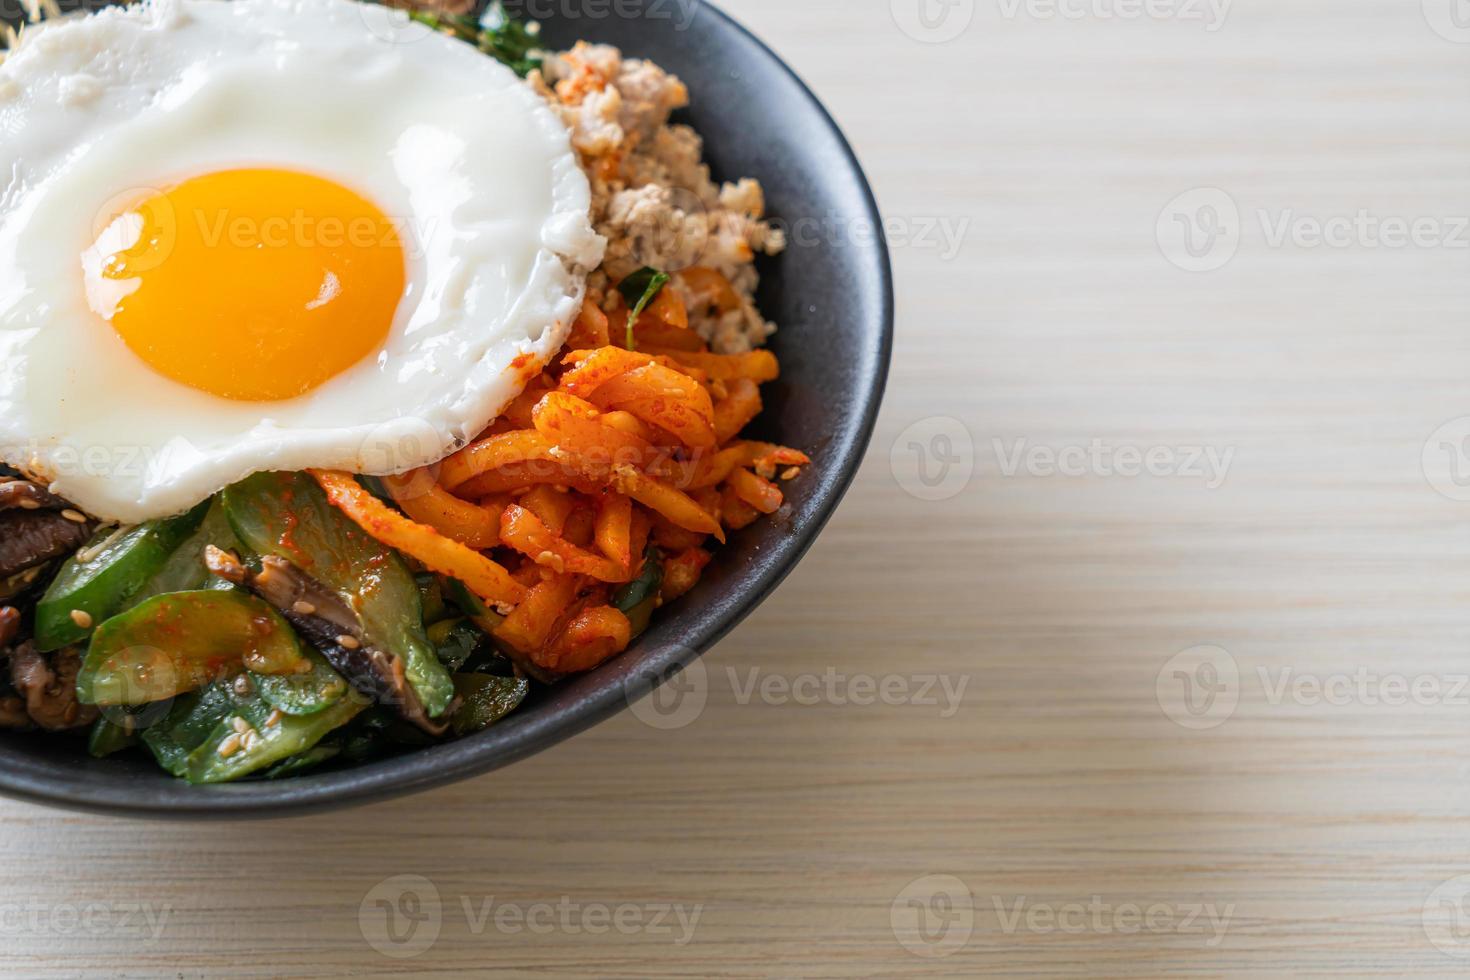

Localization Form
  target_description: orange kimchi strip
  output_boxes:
[713,378,762,445]
[519,485,576,536]
[439,431,560,494]
[559,347,659,400]
[310,470,526,607]
[500,504,631,583]
[594,493,634,570]
[493,572,580,658]
[381,471,501,550]
[690,441,810,490]
[544,606,632,674]
[565,299,611,351]
[641,349,780,384]
[532,391,658,471]
[661,547,712,603]
[727,467,784,514]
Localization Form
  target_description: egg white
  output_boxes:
[0,0,605,523]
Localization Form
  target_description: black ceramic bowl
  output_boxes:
[0,0,893,817]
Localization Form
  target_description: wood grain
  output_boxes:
[6,0,1470,974]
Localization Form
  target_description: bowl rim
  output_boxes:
[0,0,895,819]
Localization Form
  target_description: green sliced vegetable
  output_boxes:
[128,499,242,604]
[250,648,352,717]
[340,707,437,763]
[442,576,507,633]
[35,500,210,651]
[221,472,455,719]
[429,618,482,673]
[183,694,364,785]
[451,673,530,736]
[78,590,313,706]
[263,744,342,780]
[417,573,450,626]
[142,684,239,777]
[618,267,671,350]
[612,545,664,637]
[402,0,543,78]
[87,715,140,759]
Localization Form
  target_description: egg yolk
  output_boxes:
[100,168,406,402]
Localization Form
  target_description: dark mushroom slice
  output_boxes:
[0,607,20,650]
[0,479,69,513]
[9,643,99,732]
[0,693,29,729]
[204,547,453,736]
[0,565,51,603]
[0,608,27,729]
[0,509,95,580]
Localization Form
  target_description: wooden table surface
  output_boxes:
[8,0,1470,975]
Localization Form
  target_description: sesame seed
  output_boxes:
[494,602,515,616]
[337,634,361,650]
[68,609,92,629]
[60,508,88,524]
[265,708,284,729]
[781,467,801,481]
[242,732,260,752]
[231,716,250,734]
[537,550,566,574]
[16,498,40,510]
[292,600,317,616]
[217,734,243,758]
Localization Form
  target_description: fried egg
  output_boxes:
[0,0,604,523]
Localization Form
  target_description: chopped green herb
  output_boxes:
[403,1,543,78]
[618,267,671,350]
